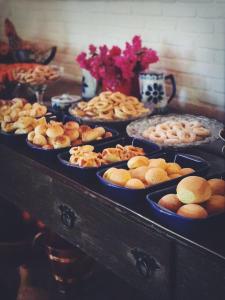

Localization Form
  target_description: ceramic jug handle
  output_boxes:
[165,74,176,103]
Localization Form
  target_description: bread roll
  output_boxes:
[103,167,117,180]
[145,168,169,185]
[64,121,79,130]
[129,166,149,183]
[127,156,149,169]
[27,131,35,142]
[125,178,145,189]
[177,204,208,219]
[34,124,47,135]
[158,194,182,212]
[208,179,225,196]
[205,195,225,215]
[33,134,47,146]
[105,168,131,186]
[81,127,105,142]
[177,176,212,204]
[148,158,167,170]
[52,135,70,149]
[64,129,79,142]
[179,168,195,176]
[46,125,64,138]
[166,162,181,175]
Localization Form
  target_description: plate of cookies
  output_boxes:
[57,137,160,178]
[68,91,152,127]
[26,119,119,157]
[126,114,224,148]
[146,173,225,235]
[96,151,209,205]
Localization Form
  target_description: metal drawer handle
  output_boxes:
[58,204,76,229]
[131,249,160,279]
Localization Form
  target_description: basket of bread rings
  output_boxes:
[26,119,119,160]
[68,91,153,129]
[0,98,49,144]
[126,114,224,149]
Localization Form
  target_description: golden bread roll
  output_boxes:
[129,166,149,183]
[169,173,182,179]
[125,178,145,189]
[52,135,70,149]
[14,116,34,129]
[204,195,225,215]
[166,162,181,175]
[145,168,169,185]
[103,167,117,180]
[158,194,183,212]
[127,156,149,169]
[64,121,79,130]
[33,134,47,146]
[179,168,195,176]
[64,129,79,141]
[177,176,212,204]
[208,179,225,196]
[36,117,47,126]
[23,103,32,110]
[177,204,208,219]
[105,168,131,186]
[14,126,33,134]
[1,122,14,132]
[27,131,35,142]
[81,127,105,142]
[46,125,64,138]
[148,158,167,170]
[34,124,47,136]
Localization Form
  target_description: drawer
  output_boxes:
[0,145,172,300]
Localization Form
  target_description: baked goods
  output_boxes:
[179,168,195,176]
[28,120,112,150]
[143,119,211,145]
[204,195,225,215]
[13,65,60,86]
[68,144,145,168]
[70,91,150,121]
[207,179,225,196]
[125,178,145,189]
[157,175,225,219]
[177,176,212,204]
[102,156,195,189]
[177,204,208,219]
[0,98,47,134]
[105,169,131,186]
[158,194,183,212]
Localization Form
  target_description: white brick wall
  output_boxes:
[0,0,224,109]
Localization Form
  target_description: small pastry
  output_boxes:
[204,195,225,215]
[64,129,79,142]
[64,121,79,130]
[148,158,167,170]
[129,166,149,183]
[177,204,208,219]
[104,168,131,186]
[27,131,35,142]
[34,124,47,136]
[127,156,149,169]
[179,168,195,176]
[208,179,225,196]
[158,194,182,212]
[166,162,181,175]
[125,178,145,189]
[52,135,70,149]
[81,127,105,142]
[145,168,169,185]
[176,176,212,204]
[33,134,47,146]
[46,125,64,138]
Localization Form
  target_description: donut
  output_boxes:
[99,91,113,102]
[110,92,126,103]
[193,127,210,137]
[148,129,166,144]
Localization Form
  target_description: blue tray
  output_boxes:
[96,151,210,205]
[0,130,27,146]
[146,172,225,236]
[57,137,161,180]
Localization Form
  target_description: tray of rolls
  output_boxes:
[57,137,161,179]
[146,172,225,236]
[96,151,209,204]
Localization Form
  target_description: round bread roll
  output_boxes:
[34,124,47,135]
[27,131,35,142]
[148,158,167,170]
[177,176,212,204]
[64,121,79,130]
[129,166,149,183]
[166,162,181,175]
[125,178,145,189]
[64,129,79,142]
[46,125,64,138]
[52,135,70,149]
[179,168,195,176]
[204,195,225,215]
[145,168,169,185]
[177,204,208,219]
[106,168,131,186]
[33,134,47,146]
[208,179,225,196]
[127,156,149,169]
[103,167,117,180]
[158,194,183,212]
[169,173,182,179]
